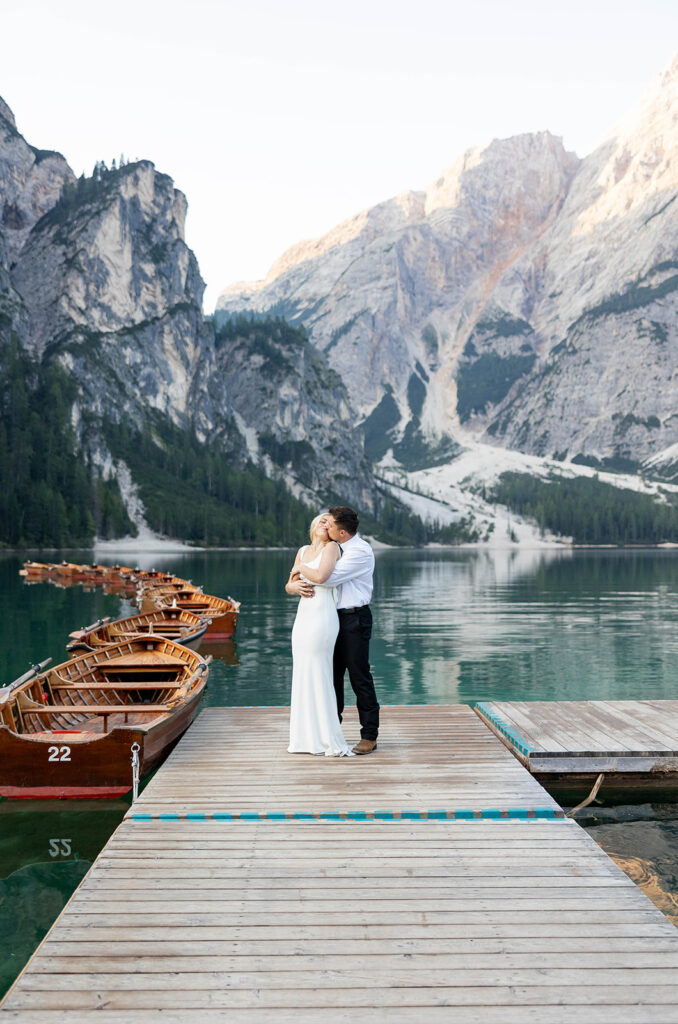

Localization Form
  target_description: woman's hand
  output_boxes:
[286,577,315,598]
[285,547,309,596]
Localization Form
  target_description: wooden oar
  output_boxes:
[68,616,112,640]
[0,657,52,701]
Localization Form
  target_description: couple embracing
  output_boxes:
[285,506,380,757]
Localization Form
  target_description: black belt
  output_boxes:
[338,605,367,614]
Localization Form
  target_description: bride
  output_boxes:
[285,513,353,756]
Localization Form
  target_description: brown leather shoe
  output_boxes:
[352,738,377,755]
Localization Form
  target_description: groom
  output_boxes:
[324,506,380,754]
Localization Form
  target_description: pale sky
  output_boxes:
[3,0,677,309]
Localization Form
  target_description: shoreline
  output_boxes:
[3,541,678,555]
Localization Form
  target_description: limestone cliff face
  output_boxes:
[214,317,374,508]
[0,98,72,340]
[0,99,216,437]
[0,99,73,264]
[0,96,376,516]
[219,132,577,439]
[485,55,678,463]
[218,54,678,469]
[11,159,223,441]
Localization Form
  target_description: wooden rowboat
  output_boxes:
[19,561,58,578]
[67,608,209,654]
[54,561,93,579]
[142,588,240,640]
[0,638,210,798]
[101,564,139,583]
[136,578,198,600]
[126,569,191,588]
[79,564,114,583]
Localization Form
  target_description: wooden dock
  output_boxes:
[125,705,563,819]
[476,700,678,775]
[3,705,678,1021]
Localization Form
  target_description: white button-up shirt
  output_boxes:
[327,533,374,609]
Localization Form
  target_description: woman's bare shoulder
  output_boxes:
[291,545,307,565]
[321,541,341,563]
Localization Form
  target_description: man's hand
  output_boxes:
[286,577,315,598]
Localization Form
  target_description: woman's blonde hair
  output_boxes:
[309,511,329,543]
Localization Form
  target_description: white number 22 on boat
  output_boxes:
[47,745,71,762]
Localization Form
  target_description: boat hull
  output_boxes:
[202,610,238,640]
[140,598,238,634]
[0,684,205,799]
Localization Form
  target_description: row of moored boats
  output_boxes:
[0,561,241,798]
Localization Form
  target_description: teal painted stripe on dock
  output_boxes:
[475,701,535,756]
[130,808,566,822]
[226,703,458,710]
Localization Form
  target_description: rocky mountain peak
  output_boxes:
[217,127,579,449]
[423,131,579,219]
[0,96,16,129]
[0,102,380,532]
[217,55,678,470]
[12,158,203,363]
[0,95,73,265]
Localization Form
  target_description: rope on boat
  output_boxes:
[131,742,140,802]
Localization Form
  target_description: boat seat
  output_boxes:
[50,680,184,690]
[23,704,172,733]
[98,666,186,674]
[100,650,187,668]
[25,704,171,712]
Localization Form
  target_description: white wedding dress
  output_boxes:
[288,547,353,756]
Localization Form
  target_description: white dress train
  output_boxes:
[288,548,353,756]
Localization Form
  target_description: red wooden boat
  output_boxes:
[140,587,240,640]
[54,561,93,580]
[67,608,209,654]
[0,638,210,798]
[79,564,114,583]
[135,578,198,599]
[103,563,139,582]
[19,561,58,579]
[126,569,192,588]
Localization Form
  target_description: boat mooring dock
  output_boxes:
[3,704,678,1021]
[476,700,678,776]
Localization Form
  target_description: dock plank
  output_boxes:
[4,1009,678,1024]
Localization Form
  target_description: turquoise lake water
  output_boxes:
[2,545,678,994]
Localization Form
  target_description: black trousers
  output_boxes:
[333,605,379,740]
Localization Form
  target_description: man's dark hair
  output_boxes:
[329,506,359,535]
